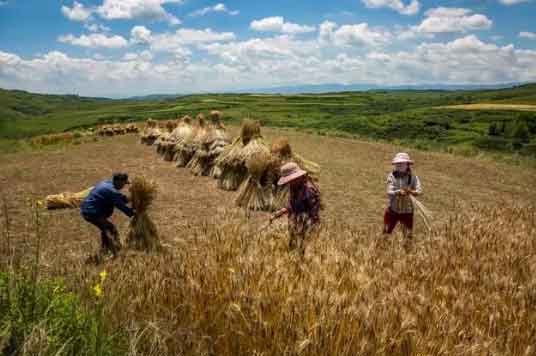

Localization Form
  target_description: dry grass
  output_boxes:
[30,132,75,146]
[438,103,536,112]
[2,129,536,355]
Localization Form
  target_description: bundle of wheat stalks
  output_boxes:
[270,137,321,209]
[155,120,179,155]
[410,195,433,231]
[140,118,162,145]
[126,177,160,252]
[215,119,268,191]
[44,186,93,209]
[176,114,206,167]
[154,131,170,155]
[161,116,190,161]
[234,151,274,211]
[188,111,229,176]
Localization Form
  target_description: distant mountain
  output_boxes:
[234,82,523,94]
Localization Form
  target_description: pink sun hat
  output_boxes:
[278,162,307,186]
[392,152,414,165]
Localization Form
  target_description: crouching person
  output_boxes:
[384,153,422,239]
[80,173,135,259]
[270,162,321,256]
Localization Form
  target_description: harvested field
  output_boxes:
[439,103,536,111]
[1,127,535,256]
[2,128,536,355]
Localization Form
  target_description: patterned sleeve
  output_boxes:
[386,174,398,196]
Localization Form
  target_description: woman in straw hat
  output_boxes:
[384,152,422,239]
[269,162,321,256]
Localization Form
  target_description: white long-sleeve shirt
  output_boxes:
[386,172,422,214]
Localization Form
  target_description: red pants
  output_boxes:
[383,208,413,234]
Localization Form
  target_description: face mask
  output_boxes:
[395,163,408,172]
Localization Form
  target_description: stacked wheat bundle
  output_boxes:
[176,114,207,167]
[125,123,139,133]
[96,125,114,137]
[188,111,229,176]
[140,119,162,145]
[234,151,274,211]
[44,186,94,210]
[155,120,177,155]
[112,125,127,135]
[269,137,321,209]
[155,132,169,155]
[126,177,160,252]
[167,116,194,162]
[215,119,269,191]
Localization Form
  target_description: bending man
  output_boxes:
[80,173,134,258]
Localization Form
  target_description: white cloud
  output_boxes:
[131,25,152,44]
[97,0,182,25]
[2,34,536,97]
[520,31,536,39]
[58,33,128,48]
[189,3,239,17]
[364,35,533,84]
[147,28,236,52]
[415,7,492,33]
[61,1,92,22]
[204,35,319,64]
[318,21,391,46]
[250,17,315,34]
[84,23,111,32]
[123,50,153,61]
[361,0,420,15]
[498,0,530,4]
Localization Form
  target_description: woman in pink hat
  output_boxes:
[270,162,321,255]
[384,152,422,239]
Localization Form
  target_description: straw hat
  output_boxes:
[392,152,413,165]
[278,162,307,186]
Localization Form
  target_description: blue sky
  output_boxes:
[1,0,535,97]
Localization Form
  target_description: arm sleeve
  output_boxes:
[412,175,423,195]
[112,191,134,218]
[308,190,321,223]
[387,175,399,196]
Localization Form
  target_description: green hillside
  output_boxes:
[1,85,536,157]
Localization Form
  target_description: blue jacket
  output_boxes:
[80,180,134,219]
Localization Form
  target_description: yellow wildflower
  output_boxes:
[93,284,102,298]
[99,270,108,282]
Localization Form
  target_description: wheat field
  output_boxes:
[1,129,536,355]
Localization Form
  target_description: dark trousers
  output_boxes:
[82,214,120,254]
[383,208,414,237]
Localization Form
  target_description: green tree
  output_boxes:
[488,122,498,136]
[513,120,530,143]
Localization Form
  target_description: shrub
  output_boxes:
[488,122,498,136]
[0,273,123,356]
[474,136,512,151]
[513,120,530,143]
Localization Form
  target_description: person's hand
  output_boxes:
[399,189,407,196]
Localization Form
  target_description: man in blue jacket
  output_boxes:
[81,173,135,258]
